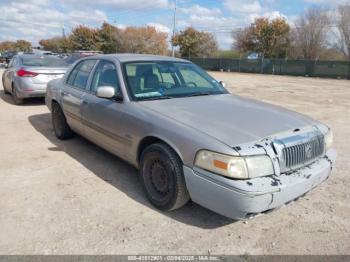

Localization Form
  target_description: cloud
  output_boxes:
[0,1,108,44]
[147,23,171,34]
[179,4,221,17]
[223,0,263,14]
[303,0,349,4]
[58,0,171,10]
[249,10,288,22]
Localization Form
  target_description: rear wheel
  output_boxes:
[2,79,9,94]
[140,143,190,211]
[52,102,74,140]
[12,86,23,105]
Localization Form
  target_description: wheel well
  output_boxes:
[137,136,182,164]
[51,99,59,109]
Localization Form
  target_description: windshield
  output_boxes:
[123,61,228,100]
[21,56,69,67]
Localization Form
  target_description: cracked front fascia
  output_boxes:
[228,150,335,195]
[232,125,327,177]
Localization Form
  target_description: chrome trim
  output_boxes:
[274,130,325,173]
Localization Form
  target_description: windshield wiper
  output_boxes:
[187,92,212,97]
[141,95,174,101]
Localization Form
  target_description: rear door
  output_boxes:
[81,60,130,159]
[3,57,17,91]
[61,59,96,135]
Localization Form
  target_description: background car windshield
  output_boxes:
[21,56,69,67]
[124,61,227,100]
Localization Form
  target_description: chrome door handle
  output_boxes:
[81,99,88,105]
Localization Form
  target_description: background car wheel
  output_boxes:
[52,102,74,140]
[12,86,23,105]
[2,80,9,94]
[140,143,190,211]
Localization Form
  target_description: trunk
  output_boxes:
[22,66,66,84]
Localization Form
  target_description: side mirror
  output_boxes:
[219,81,226,88]
[96,86,115,99]
[96,86,123,101]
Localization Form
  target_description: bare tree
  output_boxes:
[337,5,350,60]
[294,7,330,60]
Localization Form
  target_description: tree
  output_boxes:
[69,25,99,51]
[39,37,73,53]
[336,5,350,79]
[293,7,330,59]
[172,27,218,57]
[117,26,168,55]
[0,40,31,52]
[13,40,31,52]
[337,5,350,60]
[0,41,15,52]
[98,22,119,54]
[233,17,290,58]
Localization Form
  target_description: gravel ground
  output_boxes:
[0,69,349,254]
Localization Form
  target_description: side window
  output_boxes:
[66,63,81,86]
[8,58,14,67]
[71,60,96,89]
[90,61,120,94]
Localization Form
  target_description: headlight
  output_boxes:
[325,129,333,151]
[194,150,274,179]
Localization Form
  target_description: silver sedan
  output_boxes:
[45,54,336,220]
[2,54,68,104]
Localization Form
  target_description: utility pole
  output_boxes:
[62,25,66,38]
[171,0,177,57]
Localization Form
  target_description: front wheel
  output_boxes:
[140,143,190,211]
[52,102,74,140]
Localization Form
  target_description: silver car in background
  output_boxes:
[2,54,69,104]
[45,54,336,220]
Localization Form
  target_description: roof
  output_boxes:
[91,53,189,63]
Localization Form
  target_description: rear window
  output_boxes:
[21,56,69,67]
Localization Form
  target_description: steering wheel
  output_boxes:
[161,82,176,89]
[186,82,197,87]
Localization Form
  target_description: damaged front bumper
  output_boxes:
[183,149,336,220]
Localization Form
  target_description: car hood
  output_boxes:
[140,94,318,147]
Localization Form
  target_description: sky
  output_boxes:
[0,0,348,49]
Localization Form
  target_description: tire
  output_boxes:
[2,79,9,94]
[140,143,190,211]
[12,85,24,105]
[52,102,74,140]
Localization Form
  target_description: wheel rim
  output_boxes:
[150,160,170,195]
[143,154,174,204]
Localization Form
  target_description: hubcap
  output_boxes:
[149,160,170,196]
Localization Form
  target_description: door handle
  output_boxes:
[81,99,88,105]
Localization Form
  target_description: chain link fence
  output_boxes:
[187,57,350,79]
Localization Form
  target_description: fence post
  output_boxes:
[238,56,241,72]
[348,61,350,80]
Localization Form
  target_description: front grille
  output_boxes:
[282,135,325,170]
